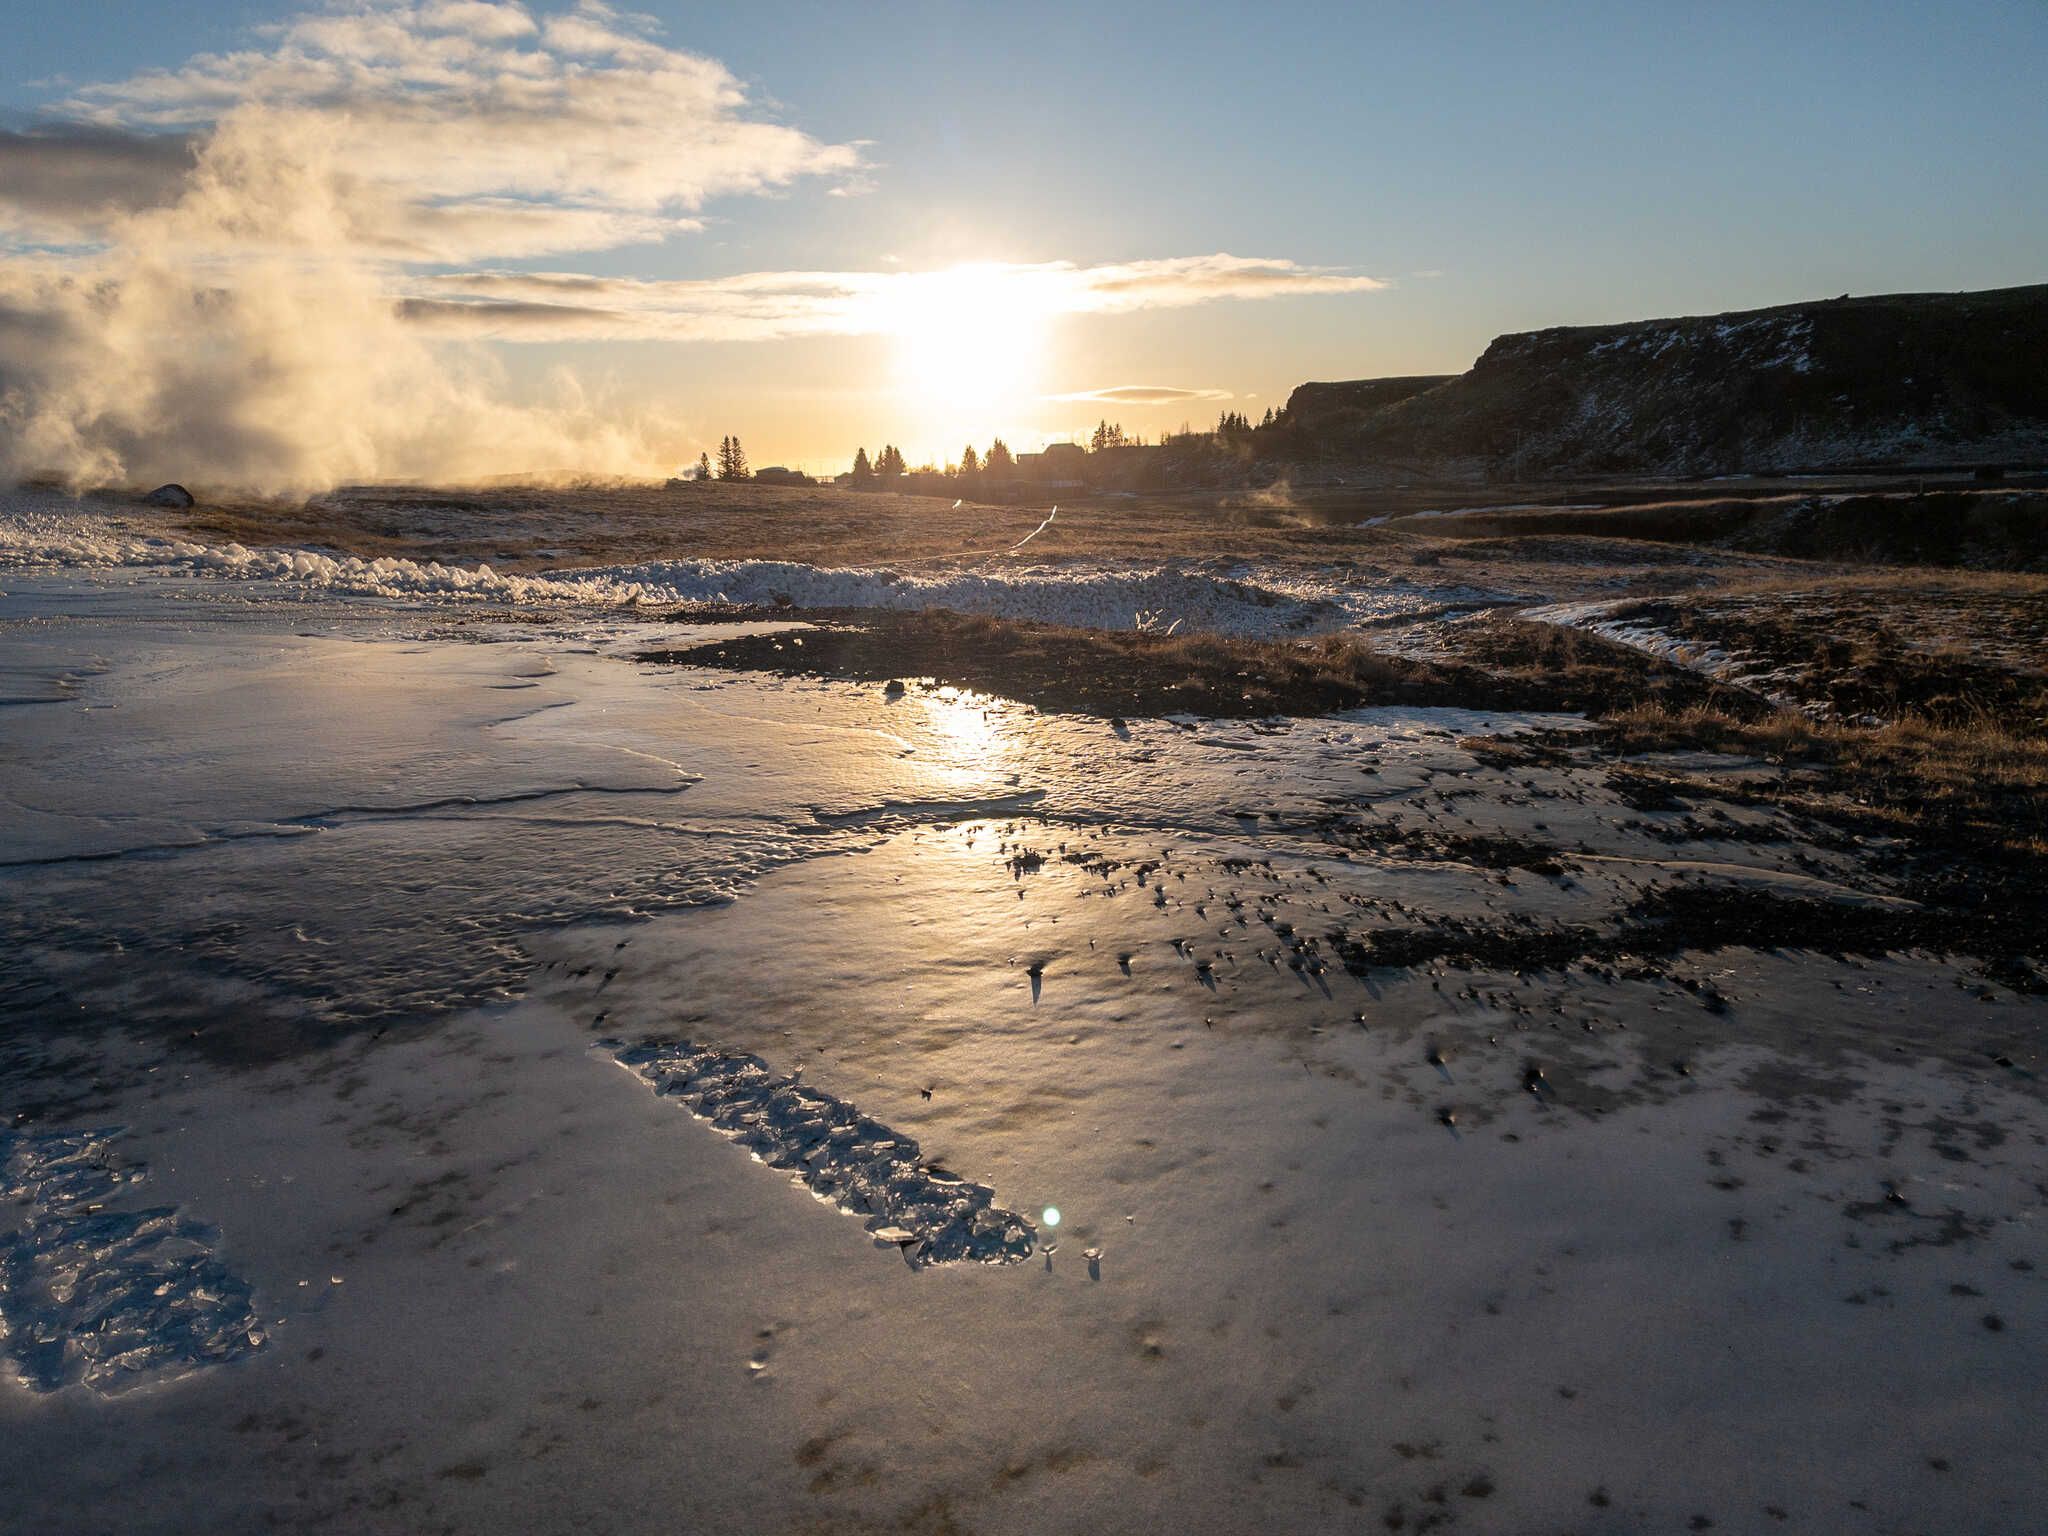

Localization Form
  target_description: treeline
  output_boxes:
[678,437,754,480]
[687,408,1287,487]
[845,438,1011,483]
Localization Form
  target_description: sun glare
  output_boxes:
[882,264,1051,429]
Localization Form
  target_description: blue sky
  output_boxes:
[3,0,2044,474]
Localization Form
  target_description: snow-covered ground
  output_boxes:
[3,557,2045,1534]
[0,487,1507,637]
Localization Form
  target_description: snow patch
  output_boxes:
[608,1041,1037,1268]
[1,489,1506,637]
[1,1128,265,1395]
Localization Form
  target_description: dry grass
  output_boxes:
[639,607,1753,721]
[1597,701,2048,857]
[138,477,1814,602]
[1394,488,2048,572]
[1579,573,2048,730]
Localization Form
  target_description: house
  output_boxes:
[752,466,815,487]
[1015,442,1088,482]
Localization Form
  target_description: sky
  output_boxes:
[1,0,2044,485]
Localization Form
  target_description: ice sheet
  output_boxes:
[2,566,2043,1535]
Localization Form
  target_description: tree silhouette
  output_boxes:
[959,444,980,476]
[876,444,906,478]
[985,438,1014,475]
[696,451,711,479]
[717,435,750,480]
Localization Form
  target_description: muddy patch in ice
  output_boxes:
[0,1128,265,1395]
[606,1041,1036,1268]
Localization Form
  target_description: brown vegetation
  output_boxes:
[1386,488,2048,571]
[638,608,1760,722]
[1567,572,2048,730]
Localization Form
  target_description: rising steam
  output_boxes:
[0,1,861,495]
[0,113,660,492]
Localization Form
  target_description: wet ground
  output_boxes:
[2,569,2045,1534]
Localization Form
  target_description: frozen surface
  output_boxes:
[2,565,2044,1535]
[1,1128,264,1395]
[611,1041,1037,1267]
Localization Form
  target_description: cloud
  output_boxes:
[0,3,1383,492]
[1046,384,1234,406]
[43,0,865,263]
[396,255,1384,343]
[1056,254,1385,313]
[0,126,197,243]
[0,1,865,490]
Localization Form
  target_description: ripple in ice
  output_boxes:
[607,1041,1036,1268]
[1,1128,265,1395]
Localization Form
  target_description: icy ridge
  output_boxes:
[1520,601,1804,705]
[0,1128,265,1394]
[608,1041,1036,1268]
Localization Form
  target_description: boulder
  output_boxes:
[143,484,195,508]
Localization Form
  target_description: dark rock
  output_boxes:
[1275,283,2048,477]
[142,483,195,508]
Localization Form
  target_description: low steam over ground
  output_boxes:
[2,481,2045,1533]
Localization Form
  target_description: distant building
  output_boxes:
[752,466,815,487]
[1015,442,1088,485]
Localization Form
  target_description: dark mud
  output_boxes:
[1333,884,2046,995]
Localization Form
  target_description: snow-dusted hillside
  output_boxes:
[1284,283,2048,477]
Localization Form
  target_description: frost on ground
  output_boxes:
[4,566,2045,1533]
[0,486,1506,636]
[0,1129,264,1395]
[609,1041,1036,1267]
[1524,584,2048,723]
[1522,598,1777,693]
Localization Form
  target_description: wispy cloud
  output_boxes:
[398,256,1383,342]
[1046,384,1235,406]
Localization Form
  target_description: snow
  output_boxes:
[1522,598,1754,687]
[609,1040,1038,1267]
[0,487,1504,637]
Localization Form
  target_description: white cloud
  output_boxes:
[0,1,865,489]
[1046,385,1235,406]
[42,0,864,263]
[418,1,540,40]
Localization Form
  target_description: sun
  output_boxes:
[882,264,1051,424]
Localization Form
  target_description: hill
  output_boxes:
[1278,284,2048,478]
